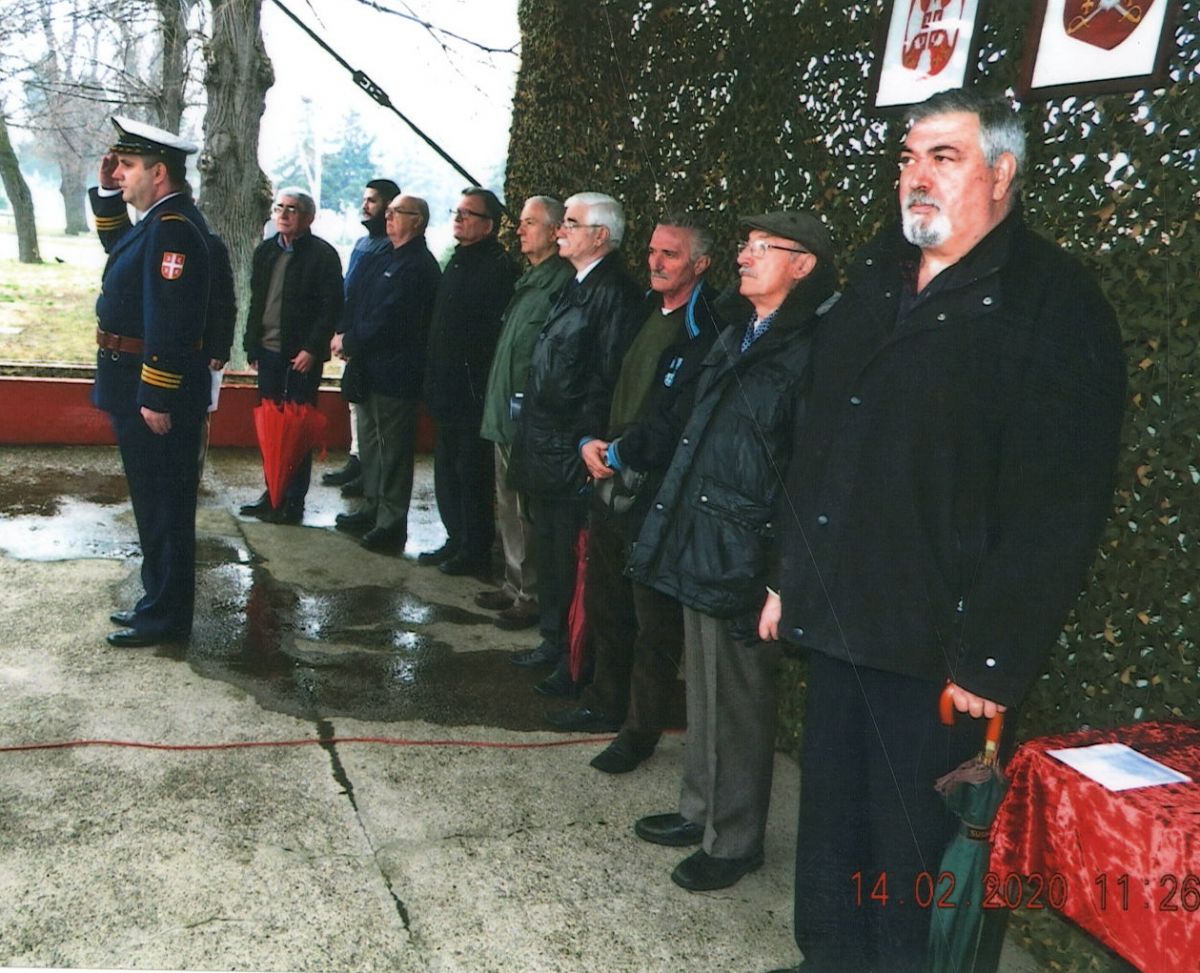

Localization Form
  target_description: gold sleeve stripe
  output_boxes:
[141,364,183,389]
[94,215,128,229]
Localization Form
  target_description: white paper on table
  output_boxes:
[209,368,223,413]
[1046,742,1192,792]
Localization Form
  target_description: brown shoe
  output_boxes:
[495,600,539,630]
[474,589,514,611]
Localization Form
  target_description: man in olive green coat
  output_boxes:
[475,196,573,629]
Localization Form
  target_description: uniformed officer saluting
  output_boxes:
[90,116,212,648]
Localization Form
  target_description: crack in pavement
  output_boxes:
[316,718,413,934]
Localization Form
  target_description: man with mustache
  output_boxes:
[760,90,1126,972]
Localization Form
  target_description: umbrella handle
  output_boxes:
[939,684,1005,762]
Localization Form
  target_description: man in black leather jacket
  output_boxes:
[508,192,643,686]
[627,211,838,893]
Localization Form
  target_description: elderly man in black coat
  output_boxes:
[628,211,838,893]
[419,188,517,576]
[759,91,1126,973]
[507,192,644,686]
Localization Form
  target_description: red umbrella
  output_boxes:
[252,399,328,508]
[566,526,590,683]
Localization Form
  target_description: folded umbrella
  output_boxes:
[566,526,590,683]
[928,684,1009,973]
[252,398,328,509]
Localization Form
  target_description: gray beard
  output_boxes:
[902,210,950,248]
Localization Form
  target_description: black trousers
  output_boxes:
[111,407,203,638]
[793,651,994,972]
[255,348,321,506]
[432,422,495,561]
[580,510,685,732]
[528,493,585,650]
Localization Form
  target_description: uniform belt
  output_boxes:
[96,329,145,354]
[96,329,202,354]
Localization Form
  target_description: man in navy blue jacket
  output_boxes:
[333,195,441,553]
[90,116,213,648]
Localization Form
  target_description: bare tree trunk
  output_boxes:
[0,110,41,264]
[154,0,197,131]
[200,0,273,370]
[60,161,89,235]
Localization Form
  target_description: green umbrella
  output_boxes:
[928,686,1008,973]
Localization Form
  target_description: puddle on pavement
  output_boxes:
[2,471,561,732]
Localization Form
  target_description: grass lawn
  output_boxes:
[0,215,106,366]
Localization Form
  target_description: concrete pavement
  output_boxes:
[0,445,1040,973]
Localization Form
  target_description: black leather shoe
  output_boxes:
[335,510,375,533]
[590,731,659,774]
[341,476,364,498]
[671,848,763,891]
[238,493,273,519]
[110,610,138,627]
[494,601,540,630]
[322,455,361,486]
[417,543,458,566]
[361,526,406,555]
[266,501,304,525]
[535,666,579,698]
[474,589,514,611]
[106,628,164,648]
[634,812,704,847]
[510,641,561,668]
[438,553,490,577]
[544,706,620,732]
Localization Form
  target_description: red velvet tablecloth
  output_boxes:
[990,721,1200,973]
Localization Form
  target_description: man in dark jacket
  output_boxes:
[332,195,441,554]
[545,213,725,775]
[239,188,343,524]
[507,191,643,683]
[90,116,213,648]
[323,177,401,492]
[418,187,517,576]
[628,211,837,893]
[759,92,1126,973]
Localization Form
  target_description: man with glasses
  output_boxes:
[759,91,1125,973]
[240,188,343,524]
[323,177,402,494]
[627,211,837,892]
[508,191,643,690]
[474,196,573,628]
[418,188,517,576]
[332,196,440,554]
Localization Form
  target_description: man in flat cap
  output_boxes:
[627,210,838,892]
[90,115,214,647]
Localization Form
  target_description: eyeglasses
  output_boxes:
[736,240,809,259]
[561,219,600,232]
[386,209,420,219]
[272,203,301,215]
[451,208,489,221]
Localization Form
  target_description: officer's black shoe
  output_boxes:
[634,812,704,847]
[106,629,161,648]
[438,553,490,577]
[361,527,406,555]
[590,731,660,774]
[341,476,364,498]
[335,510,375,533]
[110,610,138,627]
[266,500,304,525]
[671,848,764,892]
[239,493,273,519]
[322,455,361,486]
[534,666,579,698]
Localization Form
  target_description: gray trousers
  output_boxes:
[494,443,537,604]
[678,606,782,859]
[356,394,417,533]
